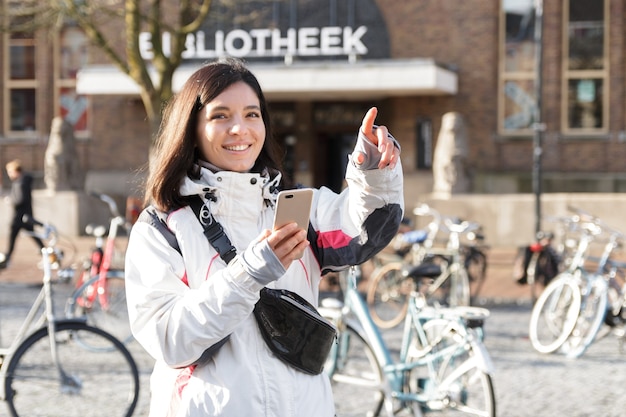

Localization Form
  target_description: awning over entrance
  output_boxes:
[77,59,457,100]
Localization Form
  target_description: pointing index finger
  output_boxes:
[360,107,378,140]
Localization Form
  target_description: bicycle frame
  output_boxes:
[0,234,86,401]
[564,229,624,356]
[422,216,479,306]
[94,214,127,310]
[421,249,462,300]
[335,268,493,415]
[560,220,598,277]
[78,193,128,311]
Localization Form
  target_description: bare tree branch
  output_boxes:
[1,0,215,144]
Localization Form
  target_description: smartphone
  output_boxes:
[273,189,314,231]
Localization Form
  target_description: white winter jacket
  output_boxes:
[125,149,404,417]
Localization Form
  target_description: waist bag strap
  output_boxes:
[144,195,335,375]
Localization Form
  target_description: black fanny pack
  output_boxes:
[142,196,337,374]
[253,287,337,375]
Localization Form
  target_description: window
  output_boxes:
[56,24,90,135]
[3,9,92,137]
[498,0,536,135]
[4,28,38,136]
[562,0,608,134]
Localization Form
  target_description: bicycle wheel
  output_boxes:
[66,271,133,345]
[561,274,608,359]
[325,323,386,417]
[407,318,496,417]
[528,272,582,354]
[366,262,413,329]
[4,321,139,417]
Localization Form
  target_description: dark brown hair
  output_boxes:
[145,58,285,211]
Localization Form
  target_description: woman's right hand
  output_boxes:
[238,223,308,285]
[264,223,309,269]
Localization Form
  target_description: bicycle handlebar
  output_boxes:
[90,192,121,218]
[567,205,626,241]
[413,203,441,220]
[443,217,481,235]
[413,203,483,239]
[21,214,58,243]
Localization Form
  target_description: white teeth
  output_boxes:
[225,144,248,151]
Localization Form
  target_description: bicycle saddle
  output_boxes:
[406,262,442,282]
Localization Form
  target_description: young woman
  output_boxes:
[125,58,404,417]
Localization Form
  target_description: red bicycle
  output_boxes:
[65,192,133,344]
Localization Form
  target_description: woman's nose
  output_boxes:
[229,124,240,135]
[229,116,245,135]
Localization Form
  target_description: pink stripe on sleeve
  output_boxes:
[316,230,352,249]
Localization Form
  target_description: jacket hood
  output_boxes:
[179,164,282,220]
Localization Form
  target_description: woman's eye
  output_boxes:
[247,111,261,118]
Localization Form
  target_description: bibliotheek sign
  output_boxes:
[138,0,390,61]
[139,26,369,60]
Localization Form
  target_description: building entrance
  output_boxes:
[313,132,353,193]
[271,101,378,192]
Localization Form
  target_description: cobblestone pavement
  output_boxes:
[457,305,626,417]
[1,281,625,416]
[1,237,625,416]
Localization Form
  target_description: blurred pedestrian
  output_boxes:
[0,159,44,269]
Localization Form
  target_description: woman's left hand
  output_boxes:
[355,107,400,170]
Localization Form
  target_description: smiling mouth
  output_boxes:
[224,144,250,151]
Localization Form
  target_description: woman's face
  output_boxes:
[196,81,266,172]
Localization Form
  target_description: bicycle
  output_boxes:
[558,212,626,358]
[527,209,598,355]
[0,216,139,417]
[65,192,132,344]
[557,256,626,359]
[528,206,626,358]
[367,204,487,329]
[512,231,560,302]
[320,265,495,417]
[512,215,580,302]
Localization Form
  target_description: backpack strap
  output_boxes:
[137,206,181,254]
[137,196,236,264]
[187,196,237,264]
[137,197,236,367]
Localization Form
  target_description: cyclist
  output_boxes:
[124,58,404,417]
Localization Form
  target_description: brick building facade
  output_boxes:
[1,0,624,208]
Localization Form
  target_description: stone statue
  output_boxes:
[432,112,471,198]
[44,117,84,192]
